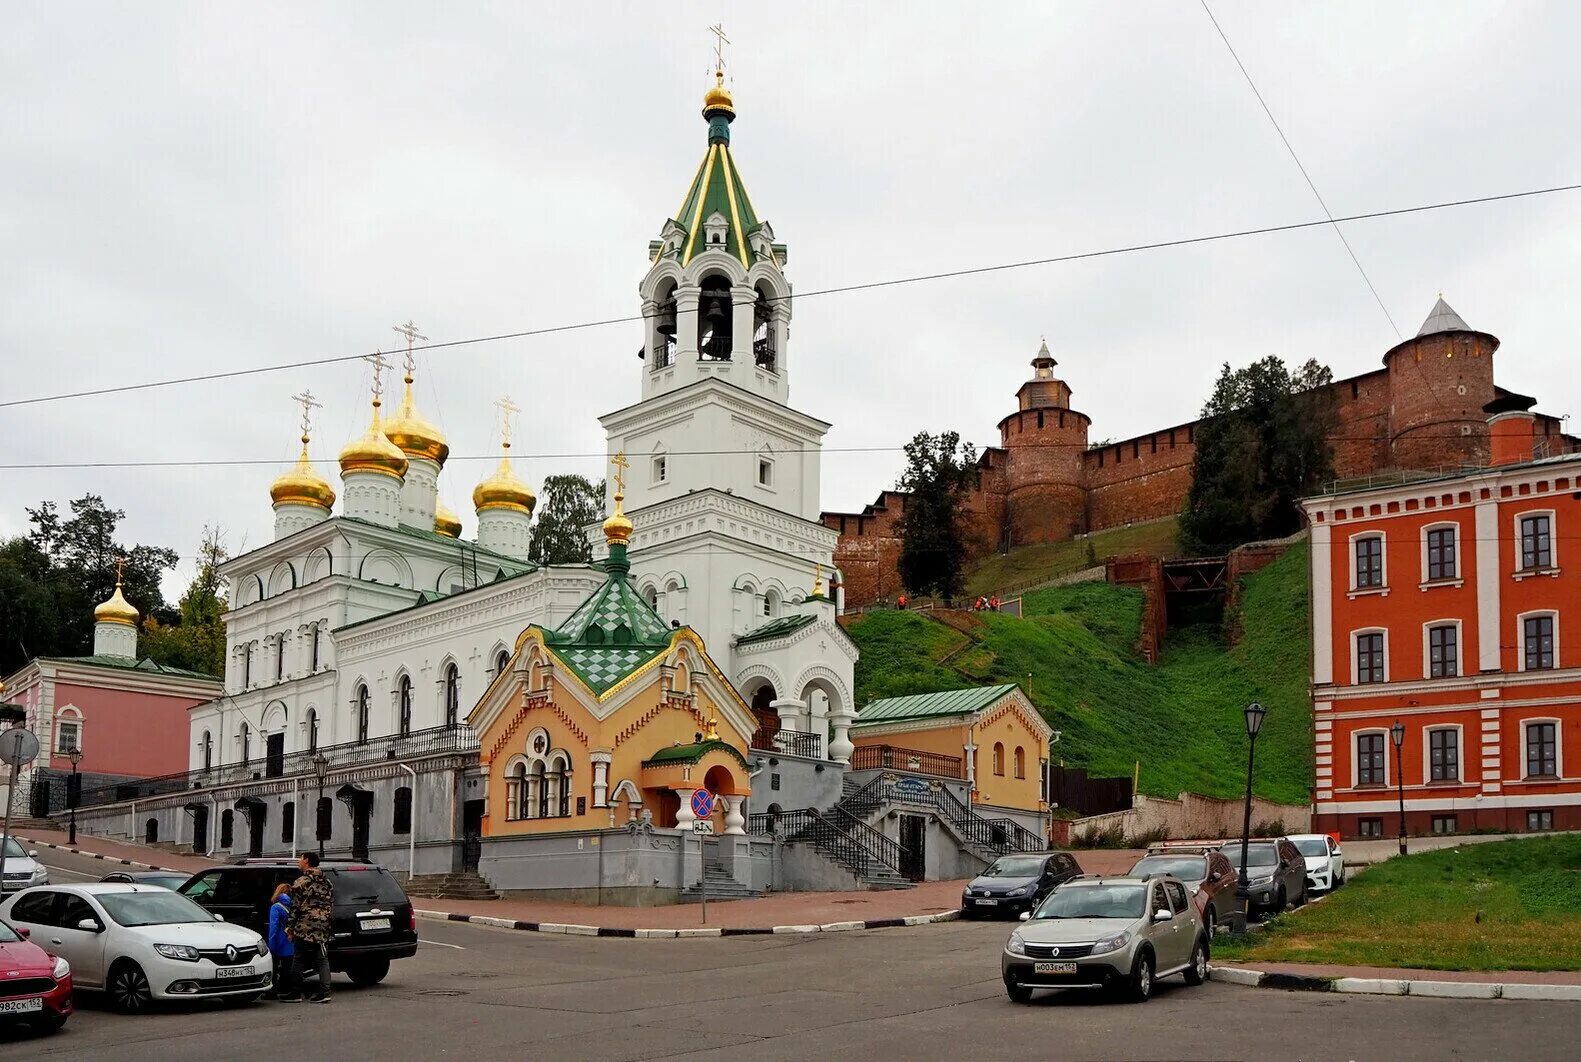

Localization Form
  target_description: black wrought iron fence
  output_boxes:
[749,726,822,759]
[849,744,964,779]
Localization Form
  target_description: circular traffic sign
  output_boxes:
[0,728,40,767]
[690,788,714,819]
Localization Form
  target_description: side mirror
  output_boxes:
[1332,848,1343,858]
[1018,912,1031,922]
[76,918,103,933]
[214,914,225,922]
[1152,909,1172,923]
[16,926,30,939]
[28,850,38,858]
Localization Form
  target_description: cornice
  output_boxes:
[1317,665,1581,702]
[599,376,832,436]
[734,616,858,663]
[335,571,604,655]
[619,488,839,549]
[35,660,221,699]
[1303,456,1580,518]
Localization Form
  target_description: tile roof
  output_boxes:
[854,683,1020,726]
[735,613,815,646]
[37,655,221,681]
[642,740,750,769]
[542,551,674,695]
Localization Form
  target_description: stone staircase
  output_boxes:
[401,871,501,901]
[680,857,759,903]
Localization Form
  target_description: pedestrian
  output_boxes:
[897,594,908,609]
[989,595,1000,612]
[282,851,334,1003]
[264,884,295,1000]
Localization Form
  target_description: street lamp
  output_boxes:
[312,752,330,859]
[1230,701,1266,936]
[1391,720,1407,856]
[67,747,83,846]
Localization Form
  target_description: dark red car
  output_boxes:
[0,917,73,1034]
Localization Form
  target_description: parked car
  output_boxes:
[0,916,72,1033]
[1219,838,1307,913]
[0,836,49,894]
[1126,847,1238,934]
[1002,875,1209,1003]
[962,852,1083,919]
[101,871,192,891]
[1286,834,1345,892]
[0,884,270,1013]
[177,860,417,987]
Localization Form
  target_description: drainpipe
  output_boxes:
[290,778,299,859]
[398,763,417,880]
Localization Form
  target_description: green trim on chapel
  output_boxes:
[853,684,1021,726]
[642,740,751,771]
[735,613,816,646]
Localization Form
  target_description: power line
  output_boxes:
[4,182,1579,411]
[1198,0,1402,339]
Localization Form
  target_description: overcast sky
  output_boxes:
[4,2,1579,600]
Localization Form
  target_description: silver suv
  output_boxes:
[1001,875,1210,1003]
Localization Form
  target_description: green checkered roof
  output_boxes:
[540,547,674,695]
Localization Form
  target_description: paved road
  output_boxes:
[4,858,1574,1062]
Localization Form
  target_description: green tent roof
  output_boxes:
[671,138,761,268]
[539,544,674,695]
[735,613,815,646]
[642,740,750,770]
[854,684,1020,727]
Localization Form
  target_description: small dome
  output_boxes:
[339,401,409,480]
[473,448,536,515]
[602,493,634,546]
[94,579,139,627]
[270,437,336,511]
[434,501,463,538]
[703,72,734,117]
[383,378,450,466]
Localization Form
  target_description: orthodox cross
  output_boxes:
[495,395,521,450]
[362,351,391,402]
[392,319,427,378]
[812,561,824,597]
[610,451,629,495]
[115,556,126,585]
[291,389,322,442]
[709,22,730,75]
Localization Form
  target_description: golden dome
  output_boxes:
[94,577,139,627]
[339,399,409,480]
[383,375,450,466]
[434,501,463,538]
[703,70,734,116]
[602,491,634,546]
[473,444,536,515]
[270,436,336,510]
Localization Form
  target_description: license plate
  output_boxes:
[215,966,255,980]
[0,998,43,1013]
[975,898,998,906]
[360,917,392,931]
[1034,962,1078,975]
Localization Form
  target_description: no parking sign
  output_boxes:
[691,788,715,820]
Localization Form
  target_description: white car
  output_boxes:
[1287,833,1345,892]
[0,835,50,894]
[0,883,271,1012]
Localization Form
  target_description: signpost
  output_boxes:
[691,788,715,923]
[0,728,41,887]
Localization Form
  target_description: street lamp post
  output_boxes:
[1230,701,1266,937]
[312,752,329,859]
[1391,720,1407,857]
[67,747,83,846]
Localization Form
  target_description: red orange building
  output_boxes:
[1303,399,1579,839]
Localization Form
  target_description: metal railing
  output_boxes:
[935,785,1044,856]
[749,726,822,759]
[849,744,965,779]
[748,806,906,879]
[73,724,479,810]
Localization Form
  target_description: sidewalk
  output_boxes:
[1212,961,1581,1000]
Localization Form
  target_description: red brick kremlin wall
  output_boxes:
[826,316,1577,608]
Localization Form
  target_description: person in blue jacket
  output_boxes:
[265,884,295,1000]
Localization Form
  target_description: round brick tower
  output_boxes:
[998,340,1090,546]
[1385,297,1499,470]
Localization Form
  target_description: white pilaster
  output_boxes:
[1310,522,1334,685]
[1475,499,1501,672]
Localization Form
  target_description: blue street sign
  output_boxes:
[691,788,715,819]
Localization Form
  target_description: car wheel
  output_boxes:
[109,959,154,1014]
[1295,879,1307,906]
[1275,885,1287,912]
[346,958,391,987]
[1203,904,1217,936]
[1005,980,1033,1004]
[1184,937,1209,986]
[1128,950,1154,1003]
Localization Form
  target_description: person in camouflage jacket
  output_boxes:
[282,852,334,1002]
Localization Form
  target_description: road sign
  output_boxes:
[0,728,39,767]
[690,788,714,819]
[691,820,714,834]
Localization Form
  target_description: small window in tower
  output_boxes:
[652,455,667,484]
[757,458,774,488]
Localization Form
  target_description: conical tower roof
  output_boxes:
[1417,296,1471,337]
[668,71,762,269]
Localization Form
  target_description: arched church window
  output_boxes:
[992,742,1005,776]
[698,275,733,361]
[398,675,413,737]
[534,762,549,819]
[310,624,321,671]
[1014,746,1026,779]
[495,649,510,678]
[356,685,370,746]
[201,730,213,772]
[392,787,412,835]
[507,763,528,820]
[275,633,286,680]
[753,286,776,371]
[240,724,251,766]
[307,709,318,752]
[444,664,460,728]
[643,585,659,610]
[242,644,252,688]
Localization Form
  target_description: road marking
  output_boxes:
[41,863,101,882]
[419,939,466,950]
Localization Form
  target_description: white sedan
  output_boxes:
[0,883,271,1012]
[1287,833,1345,892]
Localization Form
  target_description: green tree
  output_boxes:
[528,475,606,566]
[896,430,978,601]
[140,527,228,675]
[1181,356,1337,553]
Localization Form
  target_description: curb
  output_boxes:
[20,837,178,873]
[1208,965,1581,1002]
[416,907,961,939]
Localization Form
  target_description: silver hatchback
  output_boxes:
[1001,875,1210,1003]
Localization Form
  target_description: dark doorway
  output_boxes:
[265,732,286,778]
[238,799,266,857]
[144,818,159,844]
[220,809,234,849]
[899,814,927,882]
[188,804,209,855]
[462,799,485,872]
[337,785,373,862]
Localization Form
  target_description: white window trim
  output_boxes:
[1512,508,1559,578]
[1351,727,1391,788]
[54,705,84,755]
[1347,530,1389,597]
[755,453,776,492]
[1422,723,1464,785]
[651,452,669,485]
[1421,618,1464,679]
[1350,626,1390,685]
[1419,520,1464,586]
[1520,716,1562,780]
[1515,609,1560,672]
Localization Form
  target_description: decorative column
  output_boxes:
[730,283,756,363]
[828,708,856,764]
[771,698,810,734]
[525,775,539,819]
[675,285,702,364]
[591,752,611,808]
[674,787,696,832]
[723,795,746,836]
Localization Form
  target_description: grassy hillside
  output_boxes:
[963,516,1179,597]
[848,542,1313,806]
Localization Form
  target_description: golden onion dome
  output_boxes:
[382,375,450,466]
[472,444,536,515]
[434,501,463,538]
[94,578,139,626]
[703,70,734,117]
[270,435,336,510]
[602,491,634,546]
[339,399,409,480]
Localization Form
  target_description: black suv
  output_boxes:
[961,851,1084,918]
[177,861,417,986]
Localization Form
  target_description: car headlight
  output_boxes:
[153,943,201,962]
[52,955,70,980]
[1006,932,1028,956]
[1006,885,1032,898]
[1090,930,1131,955]
[1249,874,1274,886]
[1188,882,1201,894]
[30,869,48,883]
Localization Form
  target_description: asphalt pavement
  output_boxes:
[4,845,1575,1062]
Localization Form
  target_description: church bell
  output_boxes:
[656,300,677,336]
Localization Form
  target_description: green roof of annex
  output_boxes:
[854,684,1020,726]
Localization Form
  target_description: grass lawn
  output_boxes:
[963,516,1179,598]
[1213,836,1581,971]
